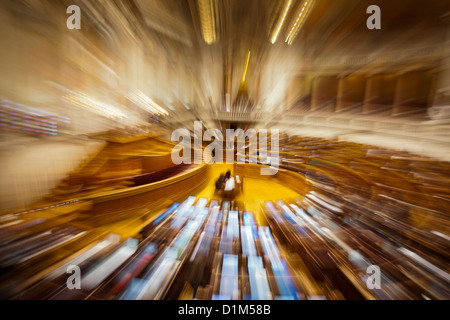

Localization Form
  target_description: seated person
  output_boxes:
[224,176,235,192]
[215,174,224,195]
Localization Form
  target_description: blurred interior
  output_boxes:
[0,0,449,300]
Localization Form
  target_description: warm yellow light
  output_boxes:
[198,0,216,44]
[241,51,251,83]
[285,0,315,45]
[63,93,129,119]
[127,90,169,116]
[270,0,293,44]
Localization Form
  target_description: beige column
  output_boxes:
[336,75,366,112]
[430,56,450,108]
[363,73,396,113]
[393,70,434,115]
[311,75,338,111]
[285,75,312,110]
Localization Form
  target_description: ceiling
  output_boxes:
[1,0,449,130]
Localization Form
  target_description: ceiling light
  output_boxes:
[270,0,293,44]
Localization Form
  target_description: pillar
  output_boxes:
[363,73,396,113]
[430,56,450,109]
[336,75,366,112]
[393,70,434,115]
[285,75,312,111]
[311,75,338,111]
